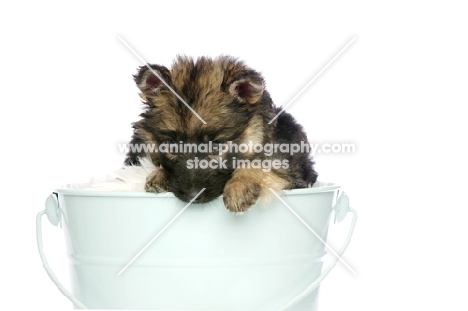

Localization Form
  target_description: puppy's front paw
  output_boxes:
[145,170,169,193]
[223,180,262,213]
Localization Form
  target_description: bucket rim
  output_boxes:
[53,182,340,198]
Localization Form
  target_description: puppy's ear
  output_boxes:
[133,65,171,98]
[229,71,264,104]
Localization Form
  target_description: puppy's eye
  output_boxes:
[159,132,178,146]
[212,139,225,145]
[160,138,177,145]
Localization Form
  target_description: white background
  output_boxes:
[1,1,467,310]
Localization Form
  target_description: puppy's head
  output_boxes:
[133,56,273,203]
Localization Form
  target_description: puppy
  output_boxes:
[125,56,317,212]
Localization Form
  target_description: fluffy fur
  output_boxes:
[69,157,156,191]
[125,56,318,212]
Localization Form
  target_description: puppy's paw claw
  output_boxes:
[145,170,168,193]
[145,184,166,193]
[223,180,261,213]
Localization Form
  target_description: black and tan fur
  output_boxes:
[125,56,317,212]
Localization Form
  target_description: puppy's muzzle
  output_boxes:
[183,189,204,203]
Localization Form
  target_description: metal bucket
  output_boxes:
[37,183,357,310]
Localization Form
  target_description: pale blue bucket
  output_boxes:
[37,183,357,310]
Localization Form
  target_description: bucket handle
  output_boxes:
[278,193,358,310]
[36,194,88,309]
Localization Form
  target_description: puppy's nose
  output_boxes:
[185,189,204,202]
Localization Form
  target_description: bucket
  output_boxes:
[37,183,357,310]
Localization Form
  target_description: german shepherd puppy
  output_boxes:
[125,56,317,212]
